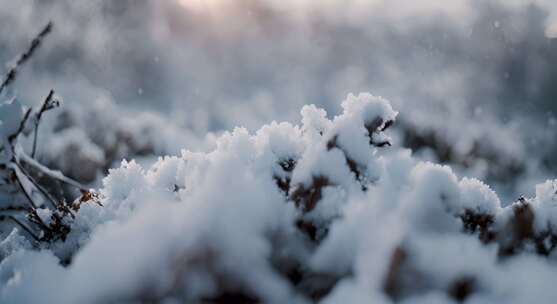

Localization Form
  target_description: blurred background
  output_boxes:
[1,0,556,202]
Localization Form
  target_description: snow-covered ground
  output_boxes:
[1,93,557,303]
[1,1,557,303]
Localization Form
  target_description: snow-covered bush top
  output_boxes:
[1,93,557,303]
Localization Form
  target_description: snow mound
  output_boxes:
[1,93,556,303]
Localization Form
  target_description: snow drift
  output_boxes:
[1,93,557,303]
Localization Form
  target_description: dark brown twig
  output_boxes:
[0,22,53,95]
[7,108,32,143]
[32,89,58,158]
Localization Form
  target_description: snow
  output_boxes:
[0,229,31,260]
[1,93,557,303]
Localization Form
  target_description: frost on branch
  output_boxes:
[0,23,99,260]
[1,93,557,303]
[0,94,98,249]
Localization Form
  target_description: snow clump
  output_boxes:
[1,93,557,303]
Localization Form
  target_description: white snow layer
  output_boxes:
[1,93,557,303]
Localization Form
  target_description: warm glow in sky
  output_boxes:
[177,0,222,12]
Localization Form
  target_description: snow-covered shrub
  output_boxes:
[0,20,209,190]
[0,94,98,247]
[1,92,556,303]
[0,22,101,259]
[33,94,212,189]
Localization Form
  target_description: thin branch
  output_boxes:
[0,215,40,242]
[19,152,88,191]
[7,108,32,143]
[9,166,55,234]
[32,89,57,158]
[15,161,60,210]
[0,22,53,95]
[37,89,56,117]
[0,206,30,213]
[12,167,39,209]
[31,122,39,158]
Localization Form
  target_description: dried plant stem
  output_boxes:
[15,161,60,210]
[0,215,40,242]
[32,89,56,158]
[0,22,52,95]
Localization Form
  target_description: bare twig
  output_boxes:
[19,152,88,191]
[10,165,60,236]
[0,22,101,245]
[0,22,53,95]
[0,215,40,242]
[15,161,60,210]
[7,108,32,143]
[11,166,40,209]
[0,206,30,213]
[32,89,58,158]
